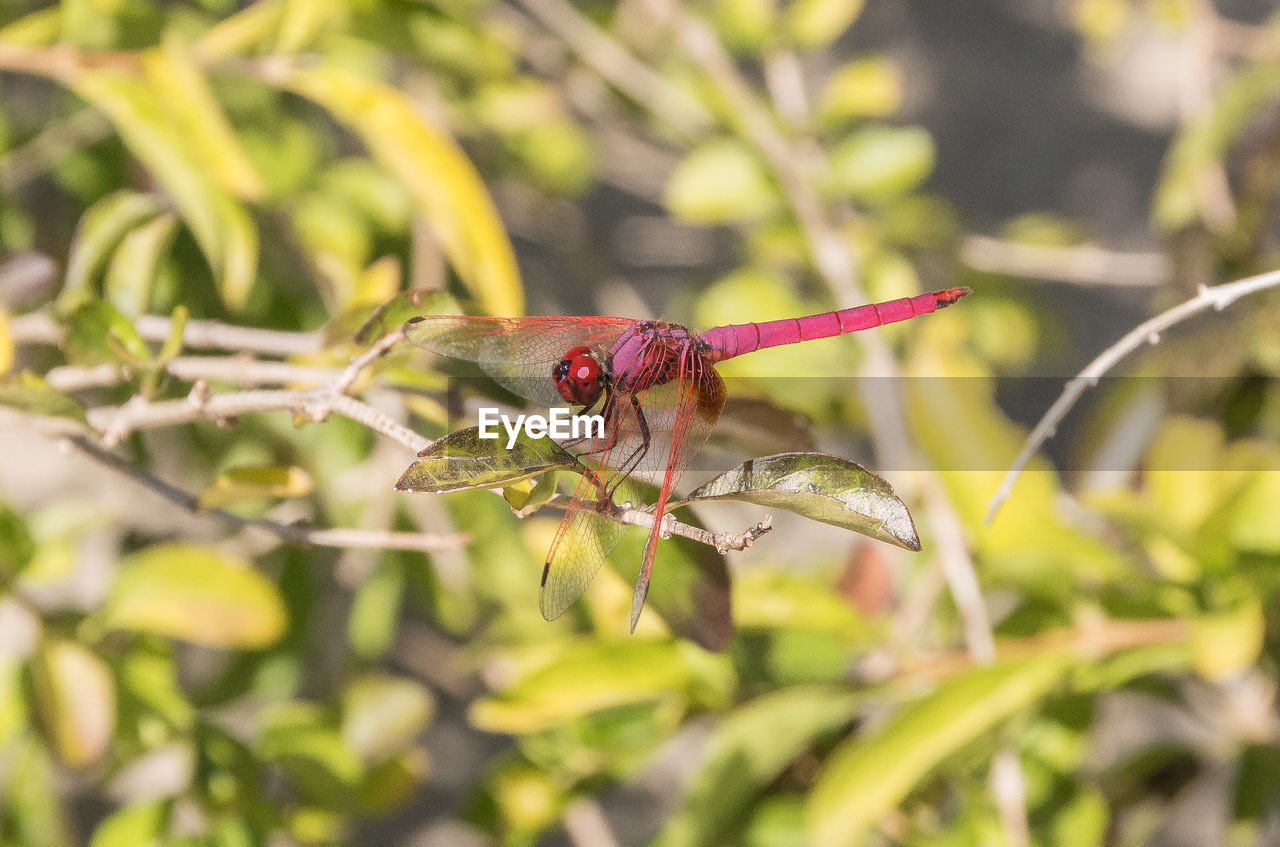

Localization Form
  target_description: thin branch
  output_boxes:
[45,356,342,392]
[509,0,713,138]
[985,267,1280,524]
[11,310,323,356]
[960,236,1171,288]
[64,435,467,553]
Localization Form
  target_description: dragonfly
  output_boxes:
[405,286,971,631]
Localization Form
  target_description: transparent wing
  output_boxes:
[404,315,635,406]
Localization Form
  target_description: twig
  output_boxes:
[960,236,1171,288]
[45,356,342,392]
[510,0,713,138]
[985,268,1280,524]
[538,493,773,552]
[563,798,623,847]
[11,310,323,356]
[64,435,467,553]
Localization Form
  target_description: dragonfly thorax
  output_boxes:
[552,345,604,406]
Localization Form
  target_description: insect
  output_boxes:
[405,287,971,630]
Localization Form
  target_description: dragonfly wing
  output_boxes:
[404,315,635,406]
[628,353,726,631]
[539,467,629,620]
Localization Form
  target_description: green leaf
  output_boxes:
[470,640,733,733]
[656,686,861,847]
[104,212,178,319]
[258,705,364,805]
[816,57,902,126]
[713,0,777,52]
[786,0,864,49]
[59,190,165,313]
[666,140,779,224]
[284,68,524,316]
[0,371,90,425]
[66,300,153,367]
[32,639,117,768]
[105,543,287,649]
[197,465,313,510]
[0,308,12,375]
[807,655,1073,847]
[395,426,580,494]
[679,452,919,551]
[70,69,259,310]
[89,801,167,847]
[0,502,36,578]
[828,125,935,203]
[341,675,434,765]
[347,558,405,661]
[157,304,188,364]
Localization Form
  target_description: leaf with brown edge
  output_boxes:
[677,452,919,551]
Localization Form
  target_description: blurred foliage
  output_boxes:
[0,1,1278,847]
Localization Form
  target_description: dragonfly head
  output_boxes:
[553,345,604,406]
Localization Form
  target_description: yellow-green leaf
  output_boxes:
[786,0,864,49]
[105,543,287,648]
[32,639,116,768]
[667,140,779,224]
[1191,593,1264,681]
[341,676,434,765]
[197,465,313,510]
[817,57,902,126]
[284,68,523,316]
[70,70,259,310]
[808,655,1072,847]
[828,125,935,203]
[0,371,89,425]
[0,308,12,375]
[60,190,165,313]
[142,35,265,201]
[657,686,861,847]
[104,212,177,319]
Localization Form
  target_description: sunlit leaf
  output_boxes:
[1191,591,1264,681]
[470,640,733,733]
[32,639,116,768]
[656,686,861,847]
[827,125,935,203]
[666,140,779,223]
[284,68,523,316]
[713,0,777,52]
[70,69,259,309]
[275,0,344,53]
[142,35,265,200]
[341,675,434,765]
[0,308,12,375]
[0,8,61,46]
[808,655,1073,847]
[786,0,864,49]
[196,0,287,59]
[678,452,919,551]
[197,465,313,509]
[396,426,580,494]
[89,801,166,847]
[104,211,177,319]
[60,190,165,313]
[817,57,902,126]
[157,304,188,364]
[105,543,287,648]
[0,371,89,425]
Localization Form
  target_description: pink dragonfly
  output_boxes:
[406,287,970,630]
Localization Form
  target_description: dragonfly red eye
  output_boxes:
[553,347,602,405]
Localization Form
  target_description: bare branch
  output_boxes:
[985,268,1280,524]
[960,236,1171,288]
[11,309,323,356]
[64,435,466,553]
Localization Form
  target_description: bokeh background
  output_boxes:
[2,1,1280,846]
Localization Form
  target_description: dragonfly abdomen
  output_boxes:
[699,287,970,361]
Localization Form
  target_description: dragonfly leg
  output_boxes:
[602,393,651,503]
